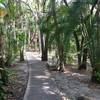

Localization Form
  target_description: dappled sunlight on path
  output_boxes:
[23,52,64,100]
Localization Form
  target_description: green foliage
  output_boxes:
[0,0,6,3]
[0,72,6,100]
[0,80,5,100]
[17,31,26,48]
[94,72,100,82]
[0,68,15,100]
[0,0,3,2]
[0,68,8,84]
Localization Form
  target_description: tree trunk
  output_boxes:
[91,63,100,83]
[41,48,48,61]
[20,49,24,61]
[0,24,8,84]
[40,32,48,61]
[74,32,87,70]
[57,43,65,72]
[78,48,87,70]
[73,32,81,67]
[91,1,100,83]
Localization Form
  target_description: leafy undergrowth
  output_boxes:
[4,61,28,100]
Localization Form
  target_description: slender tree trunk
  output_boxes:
[40,32,48,61]
[91,1,100,83]
[73,32,81,67]
[78,48,88,70]
[74,32,87,70]
[0,24,4,65]
[58,43,65,71]
[41,47,48,61]
[20,48,24,61]
[0,24,8,84]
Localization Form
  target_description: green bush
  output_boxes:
[0,80,5,100]
[95,72,100,82]
[1,68,8,84]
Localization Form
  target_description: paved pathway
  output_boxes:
[23,52,62,100]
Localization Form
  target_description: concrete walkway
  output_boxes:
[23,52,62,100]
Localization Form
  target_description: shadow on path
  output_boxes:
[23,52,62,100]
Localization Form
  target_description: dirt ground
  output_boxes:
[5,59,28,100]
[51,65,100,100]
[4,54,100,100]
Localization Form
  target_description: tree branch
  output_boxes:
[91,0,98,15]
[63,0,69,7]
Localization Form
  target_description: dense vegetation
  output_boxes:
[39,0,100,83]
[0,0,100,99]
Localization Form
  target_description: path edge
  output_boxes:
[23,53,30,100]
